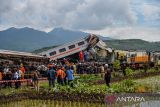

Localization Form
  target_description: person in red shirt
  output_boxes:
[20,64,25,73]
[79,51,84,62]
[20,64,26,79]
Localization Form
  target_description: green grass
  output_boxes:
[0,75,160,96]
[0,87,30,95]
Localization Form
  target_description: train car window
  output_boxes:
[49,51,56,56]
[68,45,75,49]
[78,41,85,46]
[59,48,66,53]
[43,54,47,57]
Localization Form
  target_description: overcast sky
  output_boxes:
[0,0,160,41]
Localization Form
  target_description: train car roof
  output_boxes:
[39,35,89,54]
[0,49,44,58]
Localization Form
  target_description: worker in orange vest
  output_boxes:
[62,66,67,85]
[57,67,66,85]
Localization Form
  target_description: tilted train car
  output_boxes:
[38,34,107,61]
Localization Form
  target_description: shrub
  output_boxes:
[125,67,134,76]
[121,79,135,87]
[109,79,136,93]
[113,60,120,71]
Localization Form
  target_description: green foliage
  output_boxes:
[78,74,102,84]
[125,67,134,76]
[107,79,136,93]
[121,79,135,87]
[113,60,120,70]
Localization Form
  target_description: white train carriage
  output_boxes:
[39,34,99,61]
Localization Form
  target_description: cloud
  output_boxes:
[141,3,160,21]
[0,0,137,31]
[85,26,160,41]
[131,0,160,27]
[0,0,159,41]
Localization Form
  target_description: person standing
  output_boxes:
[47,66,57,88]
[62,66,67,85]
[7,68,12,88]
[13,68,19,89]
[104,68,111,87]
[72,63,77,74]
[17,68,22,88]
[100,64,105,78]
[79,51,84,62]
[0,62,4,81]
[84,51,89,61]
[67,67,74,87]
[0,71,2,89]
[3,66,9,88]
[121,63,127,76]
[32,70,39,92]
[0,71,2,81]
[20,64,26,79]
[57,67,66,85]
[143,62,148,73]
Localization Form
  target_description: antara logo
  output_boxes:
[105,95,146,104]
[116,96,145,102]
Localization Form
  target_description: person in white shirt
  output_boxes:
[13,68,19,89]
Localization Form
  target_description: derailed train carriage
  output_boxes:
[0,49,49,65]
[39,34,113,63]
[0,49,49,78]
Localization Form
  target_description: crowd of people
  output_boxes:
[0,60,76,90]
[0,61,27,89]
[47,65,74,89]
[46,60,113,89]
[0,61,45,89]
[0,58,114,91]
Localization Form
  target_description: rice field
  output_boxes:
[1,99,105,107]
[1,99,160,107]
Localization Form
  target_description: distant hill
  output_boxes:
[48,27,112,42]
[48,27,87,42]
[0,27,111,52]
[0,27,55,52]
[105,39,160,51]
